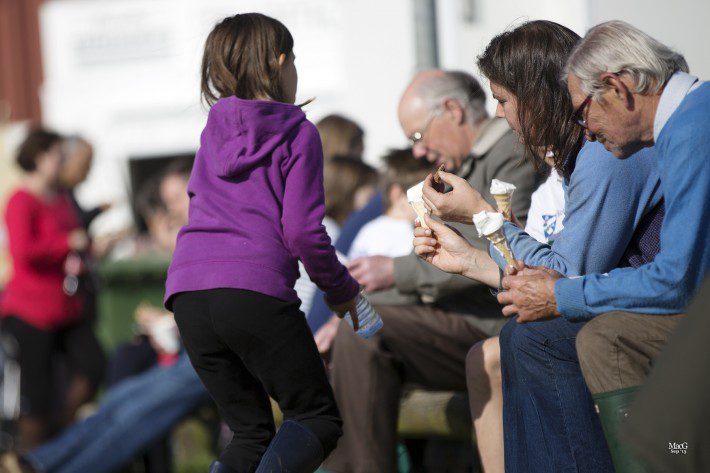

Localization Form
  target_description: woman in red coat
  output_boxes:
[1,129,105,449]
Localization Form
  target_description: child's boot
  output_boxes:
[255,420,324,473]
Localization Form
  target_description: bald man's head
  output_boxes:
[60,136,94,189]
[398,70,446,125]
[398,70,487,172]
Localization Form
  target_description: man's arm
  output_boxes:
[556,128,710,319]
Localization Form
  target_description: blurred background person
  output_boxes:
[58,136,110,332]
[105,161,191,385]
[315,147,430,360]
[323,157,378,227]
[0,129,105,450]
[108,161,191,262]
[348,148,431,261]
[316,114,365,162]
[295,157,377,317]
[59,136,110,231]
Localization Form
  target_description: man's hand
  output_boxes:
[347,256,395,293]
[421,171,494,224]
[314,315,341,356]
[413,215,472,275]
[497,265,563,322]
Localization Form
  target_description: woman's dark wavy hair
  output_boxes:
[16,128,62,172]
[201,13,294,106]
[477,20,584,178]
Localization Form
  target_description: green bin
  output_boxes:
[97,258,170,352]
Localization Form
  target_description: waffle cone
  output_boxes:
[486,229,517,267]
[411,201,431,229]
[492,194,513,220]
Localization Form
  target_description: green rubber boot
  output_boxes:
[593,387,647,473]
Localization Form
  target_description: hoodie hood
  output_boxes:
[201,96,307,178]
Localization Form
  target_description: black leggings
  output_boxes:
[173,288,342,472]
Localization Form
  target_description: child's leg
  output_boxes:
[185,288,342,460]
[174,291,276,472]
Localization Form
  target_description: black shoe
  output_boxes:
[255,420,324,473]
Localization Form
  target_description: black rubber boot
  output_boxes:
[255,420,325,473]
[208,460,237,473]
[593,387,647,473]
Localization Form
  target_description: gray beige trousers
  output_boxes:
[575,311,685,394]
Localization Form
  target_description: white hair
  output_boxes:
[565,21,688,97]
[418,71,488,124]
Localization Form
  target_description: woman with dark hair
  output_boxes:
[414,20,664,472]
[1,128,105,449]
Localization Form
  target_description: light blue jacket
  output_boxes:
[490,141,662,278]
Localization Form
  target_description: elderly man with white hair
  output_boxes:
[498,20,710,471]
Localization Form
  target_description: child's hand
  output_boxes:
[327,297,359,331]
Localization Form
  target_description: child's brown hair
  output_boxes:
[201,13,294,106]
[324,157,378,225]
[380,148,433,209]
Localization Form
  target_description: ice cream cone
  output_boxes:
[473,210,517,266]
[493,194,513,220]
[411,201,431,229]
[490,179,516,220]
[486,229,517,267]
[407,181,432,229]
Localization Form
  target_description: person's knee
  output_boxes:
[576,313,619,364]
[466,338,500,385]
[498,317,517,349]
[504,322,546,360]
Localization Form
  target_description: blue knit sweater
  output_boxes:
[490,141,662,277]
[556,82,710,320]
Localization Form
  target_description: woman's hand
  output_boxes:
[422,172,494,224]
[413,215,473,275]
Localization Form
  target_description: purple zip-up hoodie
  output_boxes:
[164,97,359,311]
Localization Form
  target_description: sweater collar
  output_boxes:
[654,71,700,142]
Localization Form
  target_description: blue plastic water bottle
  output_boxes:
[344,294,383,339]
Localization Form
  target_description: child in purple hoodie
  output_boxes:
[164,13,360,473]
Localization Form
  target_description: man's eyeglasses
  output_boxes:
[572,93,593,128]
[409,112,440,148]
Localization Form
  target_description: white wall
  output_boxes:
[40,0,418,234]
[435,0,589,115]
[587,0,710,78]
[436,0,710,115]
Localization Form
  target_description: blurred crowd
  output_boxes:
[0,15,708,473]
